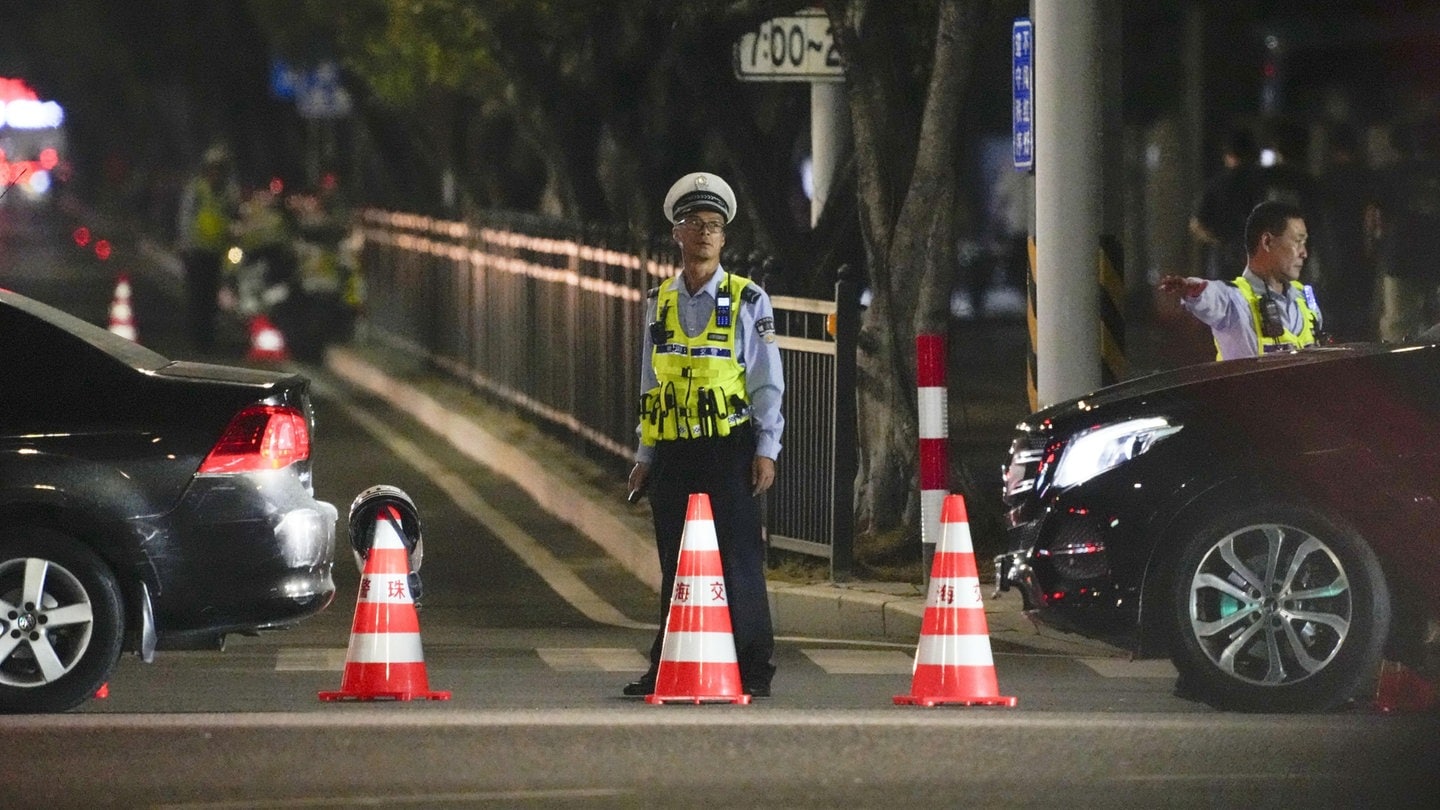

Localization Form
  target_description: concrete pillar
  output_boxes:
[1034,0,1104,406]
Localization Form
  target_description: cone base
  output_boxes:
[894,693,1017,707]
[1372,660,1438,714]
[645,693,752,705]
[318,661,450,702]
[319,689,452,702]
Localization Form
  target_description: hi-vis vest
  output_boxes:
[1223,276,1320,359]
[190,179,230,251]
[639,272,759,444]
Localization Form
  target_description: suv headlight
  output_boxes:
[1051,417,1182,490]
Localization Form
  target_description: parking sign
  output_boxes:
[1012,18,1034,171]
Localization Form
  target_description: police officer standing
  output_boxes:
[176,144,240,351]
[1160,200,1323,360]
[624,172,785,698]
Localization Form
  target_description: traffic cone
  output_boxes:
[107,274,138,342]
[1373,660,1438,714]
[895,494,1017,707]
[319,504,450,701]
[646,493,750,705]
[246,314,290,363]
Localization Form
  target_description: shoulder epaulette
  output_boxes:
[646,285,661,299]
[740,283,762,304]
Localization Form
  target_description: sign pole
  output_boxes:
[733,10,846,229]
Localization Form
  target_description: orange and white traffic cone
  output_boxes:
[107,273,138,342]
[319,504,450,702]
[646,493,750,705]
[1373,660,1438,714]
[246,314,290,363]
[895,494,1017,707]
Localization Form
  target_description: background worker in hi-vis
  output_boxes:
[624,172,785,698]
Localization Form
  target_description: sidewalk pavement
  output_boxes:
[321,339,1127,659]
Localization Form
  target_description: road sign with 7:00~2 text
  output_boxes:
[733,10,843,83]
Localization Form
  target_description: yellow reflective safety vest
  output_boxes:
[189,178,231,251]
[639,272,758,444]
[1223,276,1320,359]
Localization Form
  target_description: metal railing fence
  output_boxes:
[355,208,858,579]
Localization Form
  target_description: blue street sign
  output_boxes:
[1012,18,1034,171]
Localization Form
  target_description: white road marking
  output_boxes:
[274,648,348,671]
[801,649,914,674]
[154,788,631,808]
[537,647,651,672]
[324,391,652,631]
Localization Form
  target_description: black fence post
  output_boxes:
[830,264,860,582]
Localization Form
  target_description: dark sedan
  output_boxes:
[997,343,1440,712]
[0,289,336,713]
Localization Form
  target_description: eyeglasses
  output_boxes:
[677,219,725,235]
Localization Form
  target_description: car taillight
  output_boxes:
[198,404,311,474]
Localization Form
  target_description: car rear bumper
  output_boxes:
[142,473,337,638]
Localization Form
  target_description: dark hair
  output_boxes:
[1245,200,1305,254]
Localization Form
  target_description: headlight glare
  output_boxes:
[1051,417,1181,489]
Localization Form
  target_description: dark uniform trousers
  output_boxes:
[645,424,776,689]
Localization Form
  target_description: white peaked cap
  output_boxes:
[663,172,737,224]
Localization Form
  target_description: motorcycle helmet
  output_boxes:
[347,484,423,569]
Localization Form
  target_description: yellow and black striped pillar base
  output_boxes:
[1099,234,1127,386]
[1026,237,1038,412]
[1025,234,1127,413]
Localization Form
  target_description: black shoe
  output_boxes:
[622,678,655,697]
[743,682,771,698]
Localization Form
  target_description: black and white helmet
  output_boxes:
[347,484,423,567]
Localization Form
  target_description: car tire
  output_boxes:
[0,527,125,714]
[1167,502,1390,712]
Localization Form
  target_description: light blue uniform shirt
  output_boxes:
[635,267,785,463]
[1180,268,1321,361]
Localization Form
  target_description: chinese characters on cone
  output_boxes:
[320,505,449,701]
[895,493,1016,707]
[647,492,750,705]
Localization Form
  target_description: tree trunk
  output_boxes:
[833,0,989,574]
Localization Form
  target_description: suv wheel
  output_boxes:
[0,527,124,713]
[1168,502,1390,712]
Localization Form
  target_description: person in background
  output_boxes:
[1190,127,1263,280]
[1160,200,1322,360]
[176,144,240,351]
[624,172,784,699]
[1375,117,1440,342]
[1315,124,1381,342]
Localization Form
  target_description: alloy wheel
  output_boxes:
[1187,522,1351,687]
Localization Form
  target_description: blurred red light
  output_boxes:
[269,177,284,195]
[94,240,112,261]
[38,148,58,170]
[73,226,91,247]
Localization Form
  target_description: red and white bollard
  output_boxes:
[917,333,947,579]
